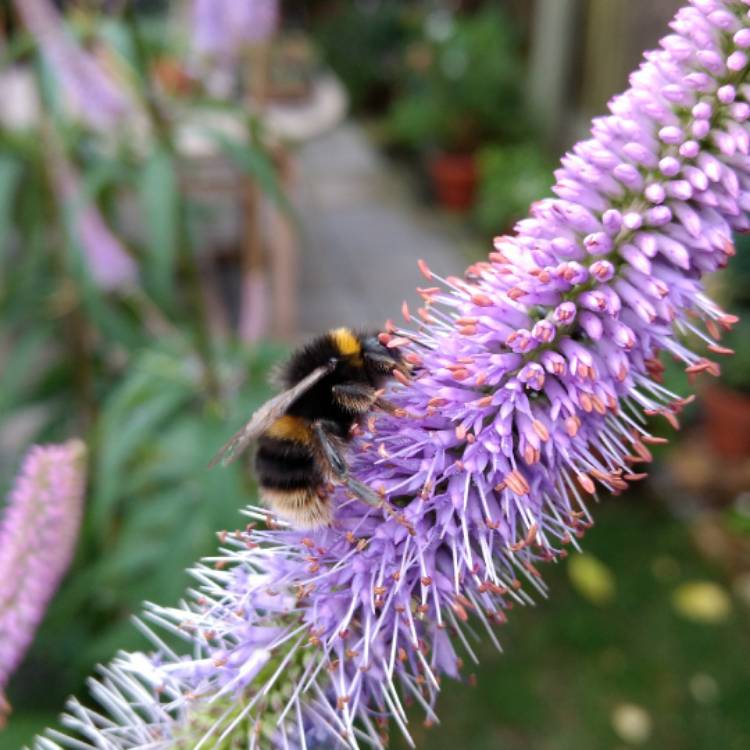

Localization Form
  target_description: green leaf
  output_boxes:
[138,147,179,304]
[0,327,53,415]
[209,129,289,214]
[0,155,22,262]
[92,352,196,532]
[81,154,131,200]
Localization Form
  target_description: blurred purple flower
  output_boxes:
[34,1,750,748]
[51,151,138,292]
[191,0,279,59]
[14,0,132,130]
[0,441,86,726]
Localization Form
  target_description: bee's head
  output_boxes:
[361,334,409,378]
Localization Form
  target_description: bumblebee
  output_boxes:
[210,327,408,529]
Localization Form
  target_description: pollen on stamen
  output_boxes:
[719,313,739,329]
[393,369,411,386]
[387,336,411,349]
[640,434,669,445]
[576,473,597,495]
[505,470,530,496]
[532,420,550,441]
[471,293,494,307]
[705,319,721,339]
[708,343,735,355]
[565,415,581,437]
[417,258,433,281]
[417,286,441,302]
[524,445,540,465]
[404,352,423,366]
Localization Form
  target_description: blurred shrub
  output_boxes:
[714,235,750,391]
[0,1,287,712]
[313,2,419,114]
[729,234,750,308]
[715,317,750,392]
[473,142,553,233]
[10,338,285,705]
[384,6,528,154]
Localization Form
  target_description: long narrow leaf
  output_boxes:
[138,147,179,305]
[208,128,289,214]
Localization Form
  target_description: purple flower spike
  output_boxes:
[14,0,133,130]
[34,2,750,749]
[51,151,138,292]
[0,441,86,725]
[191,0,279,60]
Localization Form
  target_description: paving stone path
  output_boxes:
[292,124,474,336]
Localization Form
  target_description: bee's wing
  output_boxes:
[209,363,333,468]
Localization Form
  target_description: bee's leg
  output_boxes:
[311,420,348,477]
[331,383,377,413]
[342,475,415,535]
[331,381,410,419]
[312,420,413,532]
[363,352,412,377]
[372,394,410,417]
[340,476,385,508]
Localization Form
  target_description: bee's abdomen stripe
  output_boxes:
[255,438,323,490]
[266,415,312,442]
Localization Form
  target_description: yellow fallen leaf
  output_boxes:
[567,553,616,605]
[672,581,732,624]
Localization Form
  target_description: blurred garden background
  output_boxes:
[0,0,748,748]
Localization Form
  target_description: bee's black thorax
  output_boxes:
[279,328,389,438]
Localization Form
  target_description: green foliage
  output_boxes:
[211,126,289,213]
[474,142,554,233]
[314,3,418,114]
[25,338,284,688]
[714,236,750,391]
[0,153,23,262]
[0,1,290,722]
[384,7,528,153]
[139,147,180,306]
[716,316,750,392]
[729,234,750,307]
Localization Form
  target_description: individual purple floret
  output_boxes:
[35,2,750,749]
[0,441,86,726]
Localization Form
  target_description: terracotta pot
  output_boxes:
[702,384,750,460]
[429,152,477,212]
